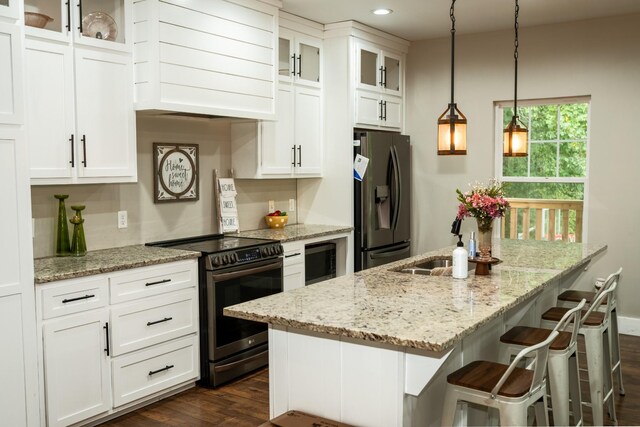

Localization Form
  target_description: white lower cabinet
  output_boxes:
[36,259,199,426]
[283,241,305,292]
[43,309,111,427]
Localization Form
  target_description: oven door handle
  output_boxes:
[210,259,283,282]
[213,349,268,373]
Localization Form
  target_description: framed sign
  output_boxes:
[153,143,199,203]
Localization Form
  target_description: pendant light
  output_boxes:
[437,0,467,155]
[503,0,528,157]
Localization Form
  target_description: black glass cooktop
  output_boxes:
[146,234,276,254]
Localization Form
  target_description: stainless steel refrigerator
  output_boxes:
[354,130,411,271]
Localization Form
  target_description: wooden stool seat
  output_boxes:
[542,307,605,326]
[447,360,533,398]
[558,289,607,305]
[500,326,572,351]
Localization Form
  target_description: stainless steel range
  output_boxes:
[147,234,283,387]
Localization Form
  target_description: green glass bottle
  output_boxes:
[54,195,71,257]
[70,205,87,257]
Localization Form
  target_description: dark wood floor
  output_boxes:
[102,334,640,426]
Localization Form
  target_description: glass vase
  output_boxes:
[54,194,71,257]
[70,205,87,257]
[476,219,494,260]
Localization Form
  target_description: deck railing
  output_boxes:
[500,198,584,242]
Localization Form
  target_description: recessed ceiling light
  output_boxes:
[372,8,393,15]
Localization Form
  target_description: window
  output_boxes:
[495,97,590,242]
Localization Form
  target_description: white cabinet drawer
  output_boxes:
[110,289,198,356]
[112,335,198,407]
[282,241,304,267]
[41,277,109,319]
[109,260,197,304]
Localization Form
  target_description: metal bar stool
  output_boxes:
[442,330,559,426]
[500,299,586,426]
[557,271,625,396]
[540,268,621,426]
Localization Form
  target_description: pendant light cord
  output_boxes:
[450,0,456,108]
[513,0,520,117]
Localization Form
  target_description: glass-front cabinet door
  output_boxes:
[279,29,321,88]
[356,40,403,95]
[296,36,320,87]
[357,42,380,91]
[383,51,402,95]
[0,0,20,20]
[23,0,128,50]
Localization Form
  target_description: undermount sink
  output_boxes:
[400,256,474,276]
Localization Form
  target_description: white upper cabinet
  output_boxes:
[0,0,19,20]
[231,12,323,179]
[24,1,137,184]
[23,0,131,51]
[355,40,402,96]
[351,35,407,131]
[133,0,280,120]
[279,27,321,88]
[0,22,23,124]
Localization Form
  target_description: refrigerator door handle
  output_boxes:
[369,244,410,259]
[390,145,401,231]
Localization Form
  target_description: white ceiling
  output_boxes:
[281,0,640,41]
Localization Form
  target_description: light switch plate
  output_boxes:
[268,200,275,213]
[289,199,295,212]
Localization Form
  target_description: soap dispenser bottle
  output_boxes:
[452,235,468,279]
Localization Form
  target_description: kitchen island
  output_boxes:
[225,239,606,426]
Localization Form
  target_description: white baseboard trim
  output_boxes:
[618,315,640,336]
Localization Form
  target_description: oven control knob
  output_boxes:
[261,248,269,257]
[222,254,229,264]
[277,245,283,255]
[211,256,221,267]
[232,253,239,263]
[267,246,274,255]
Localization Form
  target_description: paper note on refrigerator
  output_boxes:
[354,154,369,181]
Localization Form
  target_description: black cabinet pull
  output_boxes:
[104,322,110,356]
[65,0,71,31]
[379,100,384,120]
[297,145,301,167]
[383,101,387,121]
[284,252,301,258]
[291,145,296,166]
[81,135,87,167]
[62,294,94,303]
[382,66,387,88]
[297,54,301,77]
[69,134,75,167]
[77,0,83,33]
[379,65,384,86]
[147,317,173,326]
[149,364,174,376]
[291,54,296,76]
[145,278,171,287]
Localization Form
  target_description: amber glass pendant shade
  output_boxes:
[503,116,528,157]
[438,104,467,155]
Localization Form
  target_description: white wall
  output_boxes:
[31,116,297,258]
[406,14,640,317]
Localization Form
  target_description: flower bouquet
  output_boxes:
[455,179,509,259]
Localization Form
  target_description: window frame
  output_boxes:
[493,96,592,243]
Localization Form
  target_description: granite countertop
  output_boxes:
[34,245,201,284]
[225,239,607,352]
[232,224,352,242]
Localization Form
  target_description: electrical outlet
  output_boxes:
[268,200,275,212]
[289,198,296,212]
[117,211,128,229]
